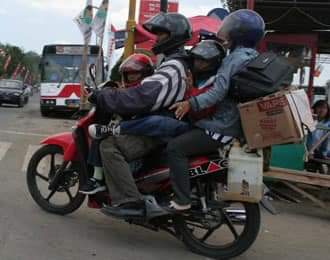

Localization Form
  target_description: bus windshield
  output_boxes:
[41,55,98,83]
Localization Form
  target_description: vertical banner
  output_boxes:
[74,3,94,43]
[106,25,116,79]
[24,70,30,82]
[0,48,6,57]
[92,0,109,85]
[11,63,21,80]
[74,0,94,109]
[3,55,11,72]
[92,0,109,38]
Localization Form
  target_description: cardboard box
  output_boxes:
[239,89,315,149]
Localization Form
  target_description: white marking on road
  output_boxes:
[0,142,12,161]
[22,145,41,172]
[0,130,48,137]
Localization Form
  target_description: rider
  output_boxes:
[167,9,265,212]
[98,13,192,216]
[89,40,226,139]
[79,53,155,195]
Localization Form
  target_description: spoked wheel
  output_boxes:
[174,201,260,259]
[27,145,86,215]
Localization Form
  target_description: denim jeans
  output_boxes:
[120,115,191,138]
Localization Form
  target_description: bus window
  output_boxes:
[41,55,98,83]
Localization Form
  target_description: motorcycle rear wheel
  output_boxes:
[27,144,86,215]
[173,202,260,259]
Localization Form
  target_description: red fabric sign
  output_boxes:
[138,0,179,24]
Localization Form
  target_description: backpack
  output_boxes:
[229,52,294,103]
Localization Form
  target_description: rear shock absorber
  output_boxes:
[196,179,208,213]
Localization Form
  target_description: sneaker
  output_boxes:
[164,200,191,213]
[88,122,120,140]
[79,178,106,194]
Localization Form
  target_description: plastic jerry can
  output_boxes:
[221,143,264,203]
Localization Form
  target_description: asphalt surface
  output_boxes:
[0,93,329,260]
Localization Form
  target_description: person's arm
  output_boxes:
[97,59,187,117]
[189,54,243,112]
[96,83,160,116]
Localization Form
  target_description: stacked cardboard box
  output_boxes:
[239,89,315,149]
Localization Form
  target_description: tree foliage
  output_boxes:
[0,43,40,84]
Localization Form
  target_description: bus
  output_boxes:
[39,44,103,116]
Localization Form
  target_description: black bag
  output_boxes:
[229,52,294,103]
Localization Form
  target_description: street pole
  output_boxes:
[247,0,255,10]
[80,41,89,110]
[123,0,136,59]
[160,0,168,12]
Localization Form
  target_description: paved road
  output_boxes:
[0,94,329,260]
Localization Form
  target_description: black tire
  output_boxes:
[174,202,260,259]
[27,145,86,215]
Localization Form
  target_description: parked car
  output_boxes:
[0,79,29,107]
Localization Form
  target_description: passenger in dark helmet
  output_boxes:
[98,13,192,216]
[167,9,265,212]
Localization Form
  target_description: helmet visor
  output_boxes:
[143,13,170,34]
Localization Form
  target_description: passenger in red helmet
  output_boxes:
[119,54,154,88]
[80,54,154,194]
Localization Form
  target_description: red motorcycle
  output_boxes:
[26,107,261,259]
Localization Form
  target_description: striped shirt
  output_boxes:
[98,58,188,117]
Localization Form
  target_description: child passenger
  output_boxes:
[79,54,155,194]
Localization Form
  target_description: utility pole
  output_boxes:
[247,0,255,10]
[123,0,137,59]
[160,0,168,12]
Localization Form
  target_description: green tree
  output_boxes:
[0,42,40,84]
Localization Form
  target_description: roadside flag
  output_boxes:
[92,0,109,38]
[74,0,94,43]
[106,24,116,75]
[24,70,30,82]
[0,48,5,57]
[20,66,26,77]
[12,63,21,80]
[3,55,11,72]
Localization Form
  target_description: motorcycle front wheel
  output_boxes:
[173,201,260,259]
[26,144,86,215]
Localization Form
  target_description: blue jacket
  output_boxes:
[189,47,258,138]
[306,119,330,159]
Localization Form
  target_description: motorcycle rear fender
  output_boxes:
[40,132,78,161]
